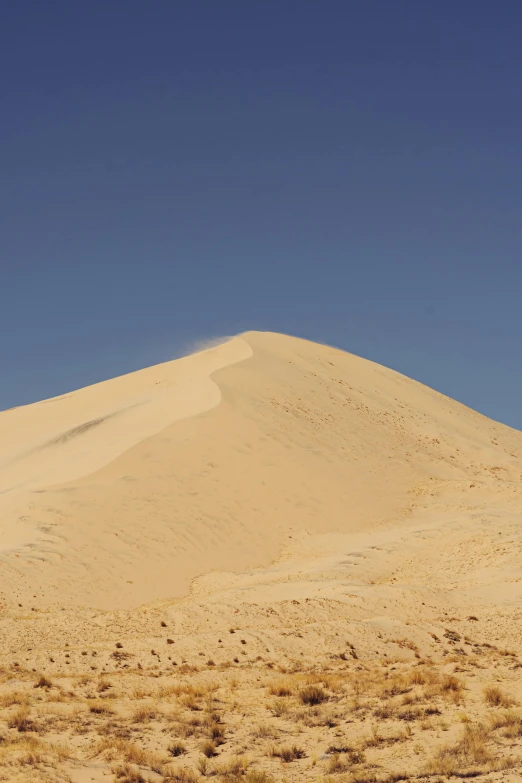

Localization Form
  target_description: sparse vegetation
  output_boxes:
[0,624,521,781]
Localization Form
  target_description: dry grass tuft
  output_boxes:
[162,766,199,782]
[244,773,274,783]
[215,754,249,778]
[299,685,328,706]
[96,737,163,770]
[269,698,290,717]
[252,723,278,740]
[483,685,514,708]
[200,739,218,757]
[268,680,293,697]
[424,723,494,776]
[0,690,29,707]
[111,764,146,783]
[34,675,53,689]
[374,702,395,719]
[168,740,187,757]
[88,698,114,715]
[271,744,306,762]
[132,703,158,722]
[7,705,33,732]
[327,753,355,774]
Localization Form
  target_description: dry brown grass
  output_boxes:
[270,744,306,762]
[168,740,187,757]
[483,684,515,707]
[132,703,158,722]
[200,739,218,757]
[299,684,328,705]
[215,754,249,778]
[251,722,278,740]
[87,698,114,714]
[0,690,29,707]
[111,765,146,783]
[34,675,53,689]
[488,709,522,738]
[7,705,33,732]
[268,698,290,717]
[327,753,359,774]
[162,765,199,782]
[422,722,518,776]
[95,736,163,771]
[267,680,293,697]
[243,773,273,783]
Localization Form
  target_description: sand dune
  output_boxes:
[0,330,520,611]
[1,331,522,781]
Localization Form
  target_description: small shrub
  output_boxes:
[34,675,53,689]
[327,746,365,763]
[200,740,218,758]
[269,699,289,717]
[444,629,461,642]
[299,685,328,706]
[374,702,395,719]
[215,755,249,778]
[209,721,225,744]
[268,681,293,697]
[440,674,462,693]
[88,699,114,715]
[327,754,355,774]
[132,704,157,722]
[162,766,199,782]
[397,707,423,722]
[168,741,187,757]
[484,685,514,708]
[8,705,33,732]
[0,691,29,707]
[252,723,278,740]
[273,745,306,762]
[112,765,146,783]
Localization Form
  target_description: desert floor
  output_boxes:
[1,331,521,782]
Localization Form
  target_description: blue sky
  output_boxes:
[1,2,521,428]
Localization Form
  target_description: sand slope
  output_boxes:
[0,331,520,611]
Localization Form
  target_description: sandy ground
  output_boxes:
[0,331,521,782]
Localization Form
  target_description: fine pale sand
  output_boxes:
[0,331,521,782]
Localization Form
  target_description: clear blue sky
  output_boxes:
[1,2,521,428]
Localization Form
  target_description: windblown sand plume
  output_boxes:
[0,332,521,782]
